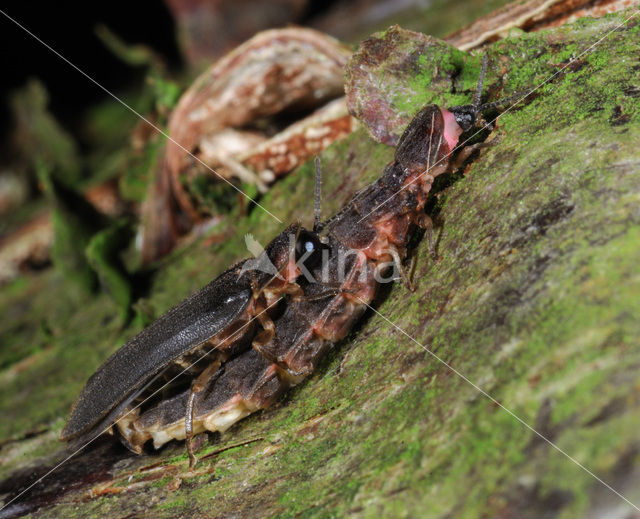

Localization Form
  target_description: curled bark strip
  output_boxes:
[142,27,353,263]
[447,0,635,51]
[239,98,356,181]
[196,99,356,186]
[165,27,351,218]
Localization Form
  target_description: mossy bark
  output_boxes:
[1,9,640,519]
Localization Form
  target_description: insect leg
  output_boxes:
[473,54,488,117]
[252,296,324,377]
[292,285,357,302]
[415,212,437,260]
[186,360,222,468]
[254,310,276,347]
[251,296,280,364]
[252,320,278,365]
[389,248,415,292]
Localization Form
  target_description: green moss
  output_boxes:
[85,220,134,323]
[120,134,164,202]
[186,174,242,215]
[38,164,99,293]
[10,80,82,186]
[395,47,474,113]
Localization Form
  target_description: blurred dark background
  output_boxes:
[0,1,180,146]
[0,0,355,149]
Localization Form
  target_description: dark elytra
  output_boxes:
[60,263,253,442]
[61,223,308,445]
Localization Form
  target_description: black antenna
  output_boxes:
[473,54,488,117]
[314,157,322,233]
[478,89,533,113]
[448,54,490,132]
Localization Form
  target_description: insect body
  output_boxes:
[126,100,471,462]
[63,57,499,463]
[60,225,315,452]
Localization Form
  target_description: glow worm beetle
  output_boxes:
[62,56,517,466]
